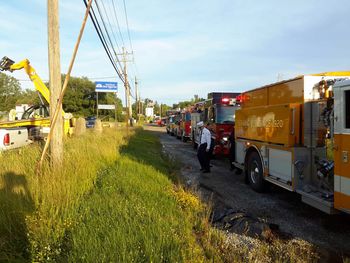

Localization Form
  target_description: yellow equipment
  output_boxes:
[0,57,72,136]
[234,72,350,214]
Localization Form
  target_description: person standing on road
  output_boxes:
[197,121,211,173]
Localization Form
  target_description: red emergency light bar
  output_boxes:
[221,97,230,103]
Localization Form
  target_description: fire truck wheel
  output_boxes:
[247,151,265,192]
[182,134,187,142]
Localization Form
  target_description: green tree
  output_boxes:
[159,104,171,117]
[153,102,171,117]
[16,89,40,105]
[61,75,122,120]
[0,72,21,111]
[61,75,95,116]
[114,97,125,122]
[172,95,205,110]
[99,93,124,121]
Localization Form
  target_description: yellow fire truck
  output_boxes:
[234,72,350,214]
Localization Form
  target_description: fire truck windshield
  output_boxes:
[215,106,236,124]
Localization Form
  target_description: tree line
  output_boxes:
[0,72,125,120]
[0,71,204,120]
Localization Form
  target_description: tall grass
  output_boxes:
[67,129,207,262]
[0,128,212,262]
[0,127,322,262]
[0,128,126,262]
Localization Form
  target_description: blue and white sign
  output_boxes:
[95,81,118,93]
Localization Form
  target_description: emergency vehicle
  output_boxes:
[191,92,240,155]
[175,109,191,142]
[165,110,180,136]
[234,72,350,214]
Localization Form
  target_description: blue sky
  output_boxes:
[2,0,350,106]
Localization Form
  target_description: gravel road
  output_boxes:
[145,125,350,259]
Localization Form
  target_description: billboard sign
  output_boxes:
[95,81,118,93]
[98,104,116,110]
[145,107,154,117]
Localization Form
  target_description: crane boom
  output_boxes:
[0,56,50,105]
[0,57,72,135]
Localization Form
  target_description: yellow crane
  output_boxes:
[0,57,71,135]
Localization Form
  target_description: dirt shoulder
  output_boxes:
[145,125,350,261]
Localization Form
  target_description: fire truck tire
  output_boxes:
[182,134,187,142]
[247,151,265,192]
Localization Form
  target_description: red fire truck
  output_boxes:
[166,110,180,136]
[175,109,191,142]
[191,92,241,156]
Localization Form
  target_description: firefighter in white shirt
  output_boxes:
[196,121,211,173]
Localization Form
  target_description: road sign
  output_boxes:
[98,104,115,110]
[95,81,118,93]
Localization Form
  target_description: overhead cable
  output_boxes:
[83,0,125,83]
[122,0,134,52]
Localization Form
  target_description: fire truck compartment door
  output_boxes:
[235,104,300,147]
[333,80,350,212]
[268,149,293,183]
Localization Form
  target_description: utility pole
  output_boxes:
[135,76,139,117]
[118,47,133,126]
[48,0,63,167]
[160,102,162,117]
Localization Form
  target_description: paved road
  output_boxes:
[145,124,350,258]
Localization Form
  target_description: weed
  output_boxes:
[0,128,126,261]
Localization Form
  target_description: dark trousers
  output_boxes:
[229,140,235,169]
[197,143,210,171]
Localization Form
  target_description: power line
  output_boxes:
[83,0,125,84]
[99,0,122,55]
[94,0,124,71]
[122,0,134,52]
[111,0,126,48]
[121,0,140,83]
[84,0,138,102]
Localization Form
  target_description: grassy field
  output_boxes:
[0,127,340,262]
[67,129,208,262]
[0,128,217,262]
[0,128,125,262]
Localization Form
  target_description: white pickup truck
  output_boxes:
[0,127,32,151]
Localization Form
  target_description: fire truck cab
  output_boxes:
[166,110,180,136]
[234,73,350,214]
[177,109,191,142]
[191,92,240,155]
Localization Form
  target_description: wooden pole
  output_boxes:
[114,93,117,124]
[96,92,99,118]
[135,76,138,118]
[38,0,93,172]
[48,0,63,167]
[123,47,130,127]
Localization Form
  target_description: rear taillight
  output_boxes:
[3,133,10,146]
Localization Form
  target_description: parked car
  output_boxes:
[0,127,32,151]
[85,116,97,128]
